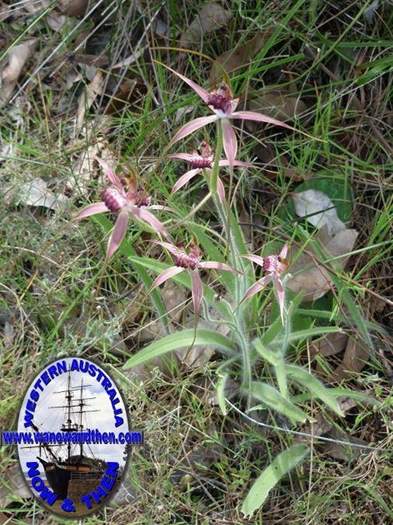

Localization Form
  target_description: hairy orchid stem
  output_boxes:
[209,121,251,405]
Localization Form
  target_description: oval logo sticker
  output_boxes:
[16,357,137,518]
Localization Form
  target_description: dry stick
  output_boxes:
[225,399,386,452]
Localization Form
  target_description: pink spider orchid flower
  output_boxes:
[76,159,168,259]
[164,64,293,166]
[168,140,255,201]
[152,241,237,316]
[242,244,289,322]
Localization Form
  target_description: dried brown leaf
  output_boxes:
[47,12,67,32]
[330,336,370,381]
[0,39,37,108]
[68,139,116,195]
[0,465,31,507]
[76,70,105,132]
[286,228,358,301]
[292,189,346,235]
[0,1,10,21]
[10,177,68,210]
[59,0,88,17]
[322,428,367,461]
[176,306,230,369]
[209,31,270,84]
[180,3,232,48]
[310,332,349,358]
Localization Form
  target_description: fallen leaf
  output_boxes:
[11,178,68,210]
[180,3,232,48]
[330,336,370,381]
[105,78,145,115]
[297,398,358,441]
[47,12,67,32]
[291,176,353,223]
[59,0,88,17]
[161,281,188,323]
[0,464,32,507]
[0,39,37,108]
[0,1,10,21]
[175,105,194,123]
[175,305,230,369]
[286,228,358,301]
[22,0,49,15]
[76,70,105,132]
[68,139,116,194]
[292,189,346,235]
[310,332,349,358]
[209,31,270,84]
[322,428,368,461]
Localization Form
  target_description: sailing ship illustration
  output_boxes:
[28,372,107,500]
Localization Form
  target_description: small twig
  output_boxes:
[226,399,386,451]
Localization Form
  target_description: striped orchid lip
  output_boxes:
[207,84,234,114]
[242,244,289,323]
[173,244,202,270]
[161,63,294,168]
[76,158,168,259]
[102,187,152,213]
[151,241,238,316]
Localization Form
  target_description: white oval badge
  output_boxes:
[16,357,139,518]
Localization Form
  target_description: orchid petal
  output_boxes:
[95,157,123,189]
[107,210,129,259]
[230,98,239,113]
[191,270,203,316]
[132,207,168,237]
[242,275,272,302]
[170,115,218,145]
[76,202,109,220]
[163,64,211,103]
[231,111,292,131]
[274,276,286,323]
[219,160,256,169]
[280,243,289,260]
[217,176,226,202]
[168,153,198,162]
[172,168,201,193]
[243,254,265,267]
[152,266,184,289]
[222,119,237,166]
[199,261,236,273]
[154,241,185,258]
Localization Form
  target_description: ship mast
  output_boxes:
[49,369,98,462]
[78,378,84,457]
[60,370,77,461]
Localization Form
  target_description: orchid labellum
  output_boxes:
[76,159,168,259]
